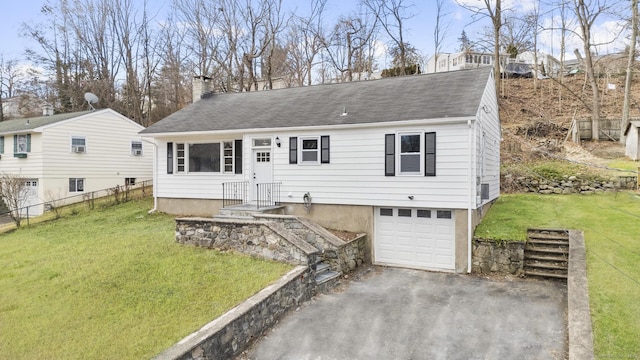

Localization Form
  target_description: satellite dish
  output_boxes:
[84,92,99,110]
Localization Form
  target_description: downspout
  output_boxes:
[142,138,158,214]
[467,116,476,273]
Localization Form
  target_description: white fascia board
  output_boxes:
[140,116,475,139]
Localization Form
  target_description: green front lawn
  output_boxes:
[476,192,640,357]
[0,198,292,359]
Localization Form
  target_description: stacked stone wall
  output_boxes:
[472,238,525,275]
[175,218,317,266]
[502,174,636,194]
[154,267,312,360]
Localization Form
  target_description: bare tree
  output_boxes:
[362,0,415,76]
[456,0,502,91]
[622,0,638,142]
[323,15,378,82]
[262,0,288,90]
[286,0,327,86]
[572,0,616,140]
[432,0,451,73]
[0,173,32,228]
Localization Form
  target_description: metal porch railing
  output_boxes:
[256,182,281,209]
[222,181,248,208]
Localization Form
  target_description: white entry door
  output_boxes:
[374,207,455,270]
[252,149,273,201]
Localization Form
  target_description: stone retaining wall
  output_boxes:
[253,214,367,274]
[175,218,318,266]
[472,238,524,275]
[153,266,312,360]
[502,174,636,194]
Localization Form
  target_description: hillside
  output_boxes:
[499,72,639,167]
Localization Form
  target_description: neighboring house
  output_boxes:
[425,51,507,74]
[1,93,43,119]
[624,121,640,160]
[0,108,153,216]
[512,51,562,78]
[140,68,501,273]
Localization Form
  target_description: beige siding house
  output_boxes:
[0,108,153,215]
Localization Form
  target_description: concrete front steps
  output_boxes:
[524,229,569,280]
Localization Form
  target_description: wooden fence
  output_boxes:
[573,119,623,141]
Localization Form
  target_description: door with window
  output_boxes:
[252,141,273,201]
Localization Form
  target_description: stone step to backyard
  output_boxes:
[524,269,568,279]
[528,232,569,241]
[524,260,568,270]
[527,238,569,247]
[524,253,568,263]
[524,245,569,254]
[525,229,569,281]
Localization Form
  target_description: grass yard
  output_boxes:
[476,192,640,358]
[0,197,292,359]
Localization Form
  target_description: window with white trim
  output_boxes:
[399,133,421,174]
[289,136,330,165]
[15,134,30,154]
[223,141,234,172]
[71,136,86,153]
[189,143,221,172]
[176,143,185,173]
[300,137,319,164]
[69,178,84,192]
[385,132,436,177]
[131,141,143,156]
[173,141,242,174]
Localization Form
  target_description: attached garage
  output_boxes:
[374,207,455,270]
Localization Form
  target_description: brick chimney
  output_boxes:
[42,103,54,116]
[192,76,213,103]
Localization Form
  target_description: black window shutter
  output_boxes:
[13,135,17,153]
[425,132,436,176]
[234,139,243,174]
[289,137,298,164]
[321,136,330,163]
[26,134,31,152]
[385,134,395,176]
[0,136,4,154]
[167,142,173,174]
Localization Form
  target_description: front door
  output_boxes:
[252,149,273,201]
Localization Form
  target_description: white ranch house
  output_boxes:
[0,108,153,216]
[141,68,501,273]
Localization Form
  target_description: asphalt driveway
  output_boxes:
[240,266,567,360]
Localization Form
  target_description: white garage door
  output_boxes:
[375,207,455,270]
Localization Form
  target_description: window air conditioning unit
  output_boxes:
[132,149,142,156]
[72,145,86,153]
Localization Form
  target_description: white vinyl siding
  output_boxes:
[474,72,501,205]
[153,122,474,209]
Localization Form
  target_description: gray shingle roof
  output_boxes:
[141,67,492,135]
[0,111,93,134]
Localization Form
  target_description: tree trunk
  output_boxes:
[622,0,638,143]
[492,0,501,93]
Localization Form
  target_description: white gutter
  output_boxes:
[142,138,158,214]
[467,116,476,274]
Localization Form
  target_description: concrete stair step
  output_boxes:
[315,270,341,285]
[524,245,569,254]
[212,214,255,221]
[527,232,569,241]
[524,260,568,270]
[527,239,569,246]
[524,269,568,279]
[315,262,331,274]
[524,253,568,262]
